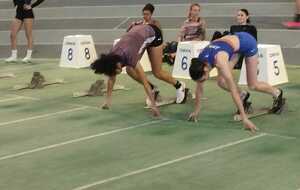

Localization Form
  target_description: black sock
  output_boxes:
[174,81,181,89]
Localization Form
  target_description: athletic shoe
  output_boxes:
[22,57,32,63]
[176,81,187,104]
[5,56,17,63]
[269,89,285,114]
[236,91,252,114]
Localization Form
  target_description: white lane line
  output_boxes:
[0,95,39,103]
[266,133,297,140]
[0,106,89,128]
[12,95,40,101]
[72,133,267,190]
[0,97,24,103]
[113,17,130,30]
[0,119,166,161]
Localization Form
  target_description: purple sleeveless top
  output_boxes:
[111,24,156,68]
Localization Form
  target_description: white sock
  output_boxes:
[240,90,248,100]
[25,49,32,58]
[11,49,17,58]
[274,89,281,98]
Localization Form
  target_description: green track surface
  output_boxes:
[0,60,299,190]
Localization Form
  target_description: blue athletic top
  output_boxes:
[198,41,234,67]
[198,32,258,67]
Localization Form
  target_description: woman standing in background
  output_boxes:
[5,0,44,63]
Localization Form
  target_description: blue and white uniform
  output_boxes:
[198,32,258,67]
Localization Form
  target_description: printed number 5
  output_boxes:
[273,60,280,76]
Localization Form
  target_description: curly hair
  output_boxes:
[90,53,122,76]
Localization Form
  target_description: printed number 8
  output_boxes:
[84,48,90,60]
[67,48,73,61]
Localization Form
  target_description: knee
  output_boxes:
[248,82,258,91]
[10,32,17,40]
[152,69,163,79]
[25,32,32,39]
[217,77,225,88]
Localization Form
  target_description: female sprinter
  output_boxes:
[91,24,187,117]
[188,32,285,133]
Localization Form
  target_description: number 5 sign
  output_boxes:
[60,35,98,68]
[239,44,288,86]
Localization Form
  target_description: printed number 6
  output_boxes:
[181,56,188,70]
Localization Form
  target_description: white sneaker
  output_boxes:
[176,81,186,104]
[22,57,32,63]
[5,56,17,63]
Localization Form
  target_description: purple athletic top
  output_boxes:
[111,24,156,68]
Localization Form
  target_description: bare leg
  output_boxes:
[126,66,144,85]
[245,55,279,97]
[10,18,23,50]
[147,45,177,86]
[217,54,241,92]
[23,18,33,50]
[296,0,300,14]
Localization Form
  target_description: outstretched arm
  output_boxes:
[188,81,204,122]
[102,75,116,109]
[216,54,257,133]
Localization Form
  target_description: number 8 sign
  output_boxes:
[60,35,98,68]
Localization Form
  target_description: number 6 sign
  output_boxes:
[172,41,217,79]
[60,35,98,68]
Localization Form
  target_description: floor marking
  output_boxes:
[0,96,24,103]
[266,133,297,140]
[0,95,39,103]
[72,133,267,190]
[0,106,89,128]
[0,119,166,161]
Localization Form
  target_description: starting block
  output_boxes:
[12,72,64,90]
[113,39,152,73]
[172,41,218,79]
[72,79,130,98]
[60,35,98,68]
[239,44,289,86]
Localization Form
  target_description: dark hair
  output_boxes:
[143,3,155,14]
[90,53,122,76]
[240,9,250,24]
[189,58,206,81]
